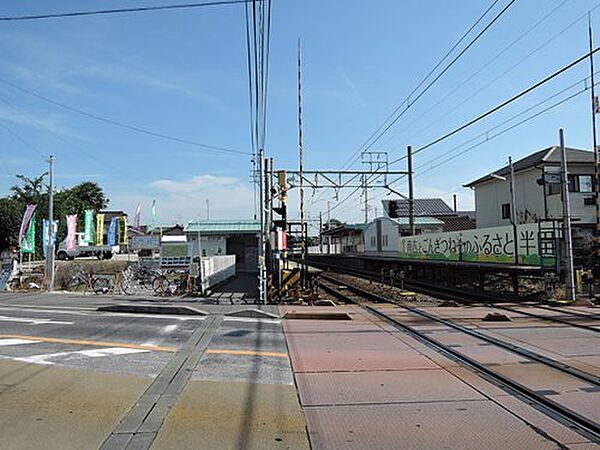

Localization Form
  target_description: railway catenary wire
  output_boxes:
[314,262,600,333]
[318,276,600,444]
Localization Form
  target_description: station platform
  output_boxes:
[308,253,549,274]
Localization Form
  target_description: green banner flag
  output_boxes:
[21,213,35,254]
[84,210,94,243]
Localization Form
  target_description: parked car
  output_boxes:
[56,232,118,260]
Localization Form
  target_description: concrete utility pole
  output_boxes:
[46,155,55,291]
[509,156,519,264]
[560,129,576,302]
[453,194,457,212]
[407,146,415,236]
[298,39,307,288]
[363,174,369,224]
[206,199,210,220]
[258,148,266,304]
[327,200,331,254]
[319,211,323,254]
[588,15,600,261]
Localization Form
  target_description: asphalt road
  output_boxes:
[0,292,306,449]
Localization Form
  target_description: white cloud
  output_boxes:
[153,174,240,194]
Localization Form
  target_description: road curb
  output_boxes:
[97,304,208,316]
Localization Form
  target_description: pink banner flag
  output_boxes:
[66,215,78,251]
[18,204,37,246]
[133,203,141,230]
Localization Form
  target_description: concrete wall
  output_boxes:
[187,235,226,258]
[473,165,596,228]
[364,218,400,256]
[199,255,236,292]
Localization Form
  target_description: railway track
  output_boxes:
[319,274,600,444]
[315,262,599,332]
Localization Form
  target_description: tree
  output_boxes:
[10,173,47,205]
[54,181,109,243]
[0,174,110,254]
[0,198,21,250]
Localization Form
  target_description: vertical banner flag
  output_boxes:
[42,219,59,258]
[107,217,118,246]
[150,200,156,231]
[66,215,77,251]
[134,203,142,230]
[21,213,36,254]
[18,204,37,246]
[84,210,94,243]
[95,214,105,246]
[118,216,128,245]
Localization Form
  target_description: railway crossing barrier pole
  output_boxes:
[559,129,576,302]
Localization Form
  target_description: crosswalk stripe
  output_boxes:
[0,338,41,346]
[0,315,73,325]
[10,347,150,366]
[0,334,176,352]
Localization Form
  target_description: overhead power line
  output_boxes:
[324,71,597,217]
[0,76,250,156]
[312,0,513,210]
[0,0,257,21]
[390,45,600,165]
[377,0,573,153]
[343,0,516,170]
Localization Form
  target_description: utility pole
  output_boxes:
[363,174,369,224]
[327,200,331,254]
[509,156,519,265]
[407,146,415,236]
[206,199,210,220]
[46,155,55,291]
[258,148,266,304]
[298,39,306,288]
[588,14,600,263]
[560,129,576,302]
[319,211,323,254]
[453,194,458,212]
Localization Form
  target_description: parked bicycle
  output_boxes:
[120,264,161,295]
[65,266,91,292]
[152,269,190,297]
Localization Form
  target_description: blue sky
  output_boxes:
[1,0,600,227]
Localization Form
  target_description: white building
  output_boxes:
[363,217,444,256]
[464,146,596,234]
[183,220,260,272]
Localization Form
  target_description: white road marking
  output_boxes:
[0,306,207,321]
[159,324,178,334]
[223,316,280,324]
[0,338,41,346]
[77,347,149,357]
[0,315,73,325]
[8,347,149,366]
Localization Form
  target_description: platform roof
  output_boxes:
[390,217,444,226]
[184,219,260,235]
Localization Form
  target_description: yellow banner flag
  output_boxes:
[95,213,104,246]
[118,216,128,245]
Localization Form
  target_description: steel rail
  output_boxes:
[320,277,600,385]
[314,261,599,333]
[319,280,600,444]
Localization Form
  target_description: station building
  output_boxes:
[183,219,260,272]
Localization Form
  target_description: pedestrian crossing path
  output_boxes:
[0,334,173,369]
